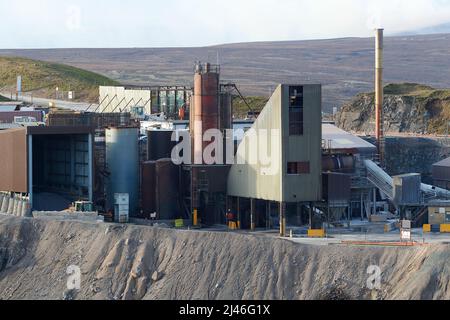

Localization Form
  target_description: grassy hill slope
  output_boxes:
[0,56,119,102]
[0,94,11,102]
[232,95,269,118]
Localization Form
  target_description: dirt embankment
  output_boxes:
[0,215,449,300]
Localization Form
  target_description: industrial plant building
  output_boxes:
[1,29,450,236]
[227,84,322,233]
[98,85,192,118]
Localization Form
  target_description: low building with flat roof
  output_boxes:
[0,126,94,211]
[433,157,450,190]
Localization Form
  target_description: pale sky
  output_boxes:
[2,0,450,48]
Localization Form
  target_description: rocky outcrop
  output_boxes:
[336,84,450,134]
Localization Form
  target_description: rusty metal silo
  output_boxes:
[191,62,220,164]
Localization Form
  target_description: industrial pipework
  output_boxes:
[375,28,384,164]
[364,159,450,202]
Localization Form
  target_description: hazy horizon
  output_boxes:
[2,31,450,51]
[2,0,450,49]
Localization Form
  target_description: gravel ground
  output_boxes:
[0,215,449,300]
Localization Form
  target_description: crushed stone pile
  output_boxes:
[0,215,449,300]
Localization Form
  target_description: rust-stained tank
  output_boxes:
[141,161,156,218]
[155,158,180,219]
[191,62,220,164]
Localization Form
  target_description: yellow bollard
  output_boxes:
[228,221,237,230]
[193,209,198,227]
[307,229,325,238]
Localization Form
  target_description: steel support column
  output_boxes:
[250,198,255,231]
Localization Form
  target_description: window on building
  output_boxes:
[289,86,304,135]
[287,162,310,174]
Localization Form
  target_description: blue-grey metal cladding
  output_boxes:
[105,127,139,216]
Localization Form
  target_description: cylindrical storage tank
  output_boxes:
[141,161,156,218]
[155,158,180,220]
[192,63,220,164]
[322,155,355,173]
[106,127,139,217]
[147,130,177,161]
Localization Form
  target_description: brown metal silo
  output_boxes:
[192,62,220,164]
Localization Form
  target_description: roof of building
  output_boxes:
[322,123,377,154]
[0,101,22,106]
[27,126,94,135]
[0,123,22,130]
[0,110,44,124]
[433,157,450,168]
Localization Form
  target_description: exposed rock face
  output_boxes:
[336,84,450,135]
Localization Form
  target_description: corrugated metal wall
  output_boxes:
[227,85,283,201]
[0,128,28,192]
[433,164,450,186]
[283,84,322,202]
[227,84,322,203]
